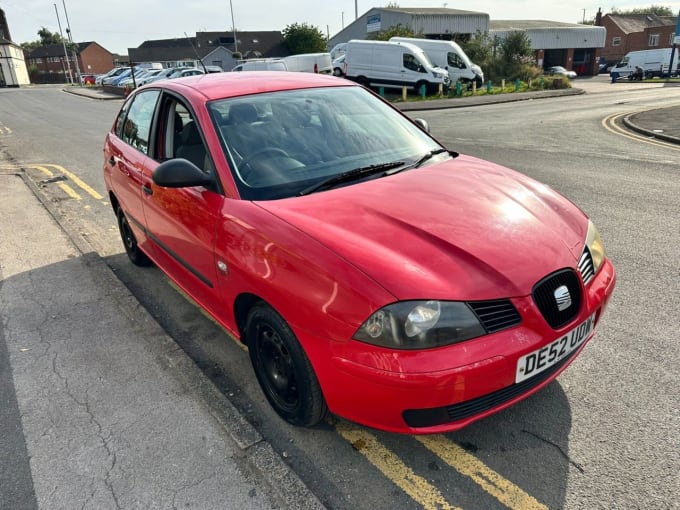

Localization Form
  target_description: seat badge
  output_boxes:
[217,260,228,274]
[554,285,572,311]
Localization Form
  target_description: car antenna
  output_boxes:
[184,32,208,73]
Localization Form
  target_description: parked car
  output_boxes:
[101,67,130,86]
[164,67,205,80]
[546,66,577,79]
[142,67,178,84]
[135,68,164,86]
[104,72,615,433]
[117,68,154,87]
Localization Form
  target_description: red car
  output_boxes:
[103,72,616,434]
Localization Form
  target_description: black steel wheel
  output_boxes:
[247,304,327,427]
[117,206,151,266]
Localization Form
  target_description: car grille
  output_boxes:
[532,269,582,329]
[578,247,595,285]
[402,348,578,428]
[468,300,521,333]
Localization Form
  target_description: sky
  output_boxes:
[2,0,679,54]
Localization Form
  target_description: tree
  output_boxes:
[367,23,416,40]
[282,23,327,55]
[501,31,533,63]
[611,5,674,16]
[21,27,64,51]
[462,30,539,82]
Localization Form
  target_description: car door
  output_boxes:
[140,93,225,315]
[105,89,161,254]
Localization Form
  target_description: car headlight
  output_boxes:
[353,301,486,350]
[586,220,606,274]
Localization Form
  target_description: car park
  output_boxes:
[103,72,615,434]
[546,66,577,79]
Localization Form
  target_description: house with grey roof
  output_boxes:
[128,31,288,71]
[596,11,678,64]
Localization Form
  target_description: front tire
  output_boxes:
[415,80,430,95]
[247,304,327,427]
[117,206,151,266]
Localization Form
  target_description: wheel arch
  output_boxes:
[233,292,266,343]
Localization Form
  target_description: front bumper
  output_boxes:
[303,258,616,434]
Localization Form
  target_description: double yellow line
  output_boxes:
[602,112,680,151]
[29,163,104,202]
[336,422,547,510]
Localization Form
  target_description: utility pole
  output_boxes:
[54,3,72,84]
[62,0,82,86]
[669,10,680,78]
[229,0,238,53]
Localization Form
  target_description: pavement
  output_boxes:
[2,79,676,509]
[0,173,326,508]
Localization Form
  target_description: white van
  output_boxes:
[283,53,332,74]
[232,59,288,72]
[390,37,484,86]
[612,48,679,77]
[343,40,450,93]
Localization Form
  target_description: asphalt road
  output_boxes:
[0,78,678,509]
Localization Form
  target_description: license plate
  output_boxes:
[515,314,595,383]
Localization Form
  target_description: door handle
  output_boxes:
[109,156,116,166]
[142,185,153,196]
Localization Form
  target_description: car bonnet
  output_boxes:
[256,155,589,301]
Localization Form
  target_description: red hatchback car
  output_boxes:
[103,72,616,434]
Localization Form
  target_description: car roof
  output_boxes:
[140,71,352,101]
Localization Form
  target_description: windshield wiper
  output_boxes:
[385,148,458,176]
[298,160,405,196]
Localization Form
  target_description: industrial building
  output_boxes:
[329,7,606,75]
[489,20,606,75]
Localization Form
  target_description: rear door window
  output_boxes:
[120,90,161,155]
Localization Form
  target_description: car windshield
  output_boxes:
[207,86,443,200]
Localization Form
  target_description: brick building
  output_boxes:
[26,41,113,84]
[597,10,678,65]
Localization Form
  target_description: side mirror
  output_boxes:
[413,119,430,133]
[152,158,213,188]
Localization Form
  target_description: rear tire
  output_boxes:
[247,304,327,427]
[117,206,151,266]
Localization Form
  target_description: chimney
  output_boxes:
[0,9,11,42]
[595,8,603,26]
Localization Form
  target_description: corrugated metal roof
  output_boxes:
[382,7,487,16]
[491,20,586,30]
[490,21,606,49]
